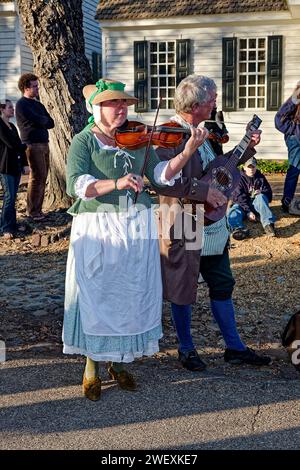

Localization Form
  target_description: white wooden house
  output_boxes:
[0,0,101,104]
[96,0,300,160]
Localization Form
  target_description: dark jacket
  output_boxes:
[15,96,54,144]
[0,118,27,176]
[231,168,272,214]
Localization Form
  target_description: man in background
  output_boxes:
[16,73,54,221]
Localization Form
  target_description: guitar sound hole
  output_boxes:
[215,171,229,186]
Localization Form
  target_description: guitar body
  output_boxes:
[201,155,242,223]
[200,114,262,223]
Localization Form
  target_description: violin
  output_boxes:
[115,120,229,150]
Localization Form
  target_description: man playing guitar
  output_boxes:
[156,74,271,371]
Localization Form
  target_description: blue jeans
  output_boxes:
[282,165,300,206]
[0,173,21,234]
[228,193,275,229]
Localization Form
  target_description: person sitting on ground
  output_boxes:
[228,157,276,239]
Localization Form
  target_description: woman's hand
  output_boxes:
[248,129,262,149]
[116,173,144,193]
[183,126,209,157]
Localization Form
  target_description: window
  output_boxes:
[149,41,176,110]
[238,38,266,110]
[134,40,190,112]
[223,36,282,112]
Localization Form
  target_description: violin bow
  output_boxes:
[133,97,162,204]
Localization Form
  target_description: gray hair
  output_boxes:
[174,74,217,113]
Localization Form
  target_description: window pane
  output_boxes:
[160,99,166,109]
[258,50,265,60]
[168,42,175,51]
[239,75,246,85]
[159,65,166,74]
[249,39,256,48]
[249,75,256,85]
[159,53,166,63]
[239,63,246,73]
[239,87,246,97]
[168,64,176,74]
[258,62,265,72]
[258,38,265,48]
[168,53,175,62]
[258,75,265,84]
[160,88,167,98]
[248,63,256,72]
[151,65,157,75]
[151,88,158,98]
[169,77,175,86]
[258,98,265,107]
[160,77,166,86]
[159,43,166,52]
[248,98,256,107]
[239,98,246,108]
[258,86,265,97]
[151,99,158,109]
[239,51,247,61]
[151,77,158,87]
[240,39,247,49]
[249,87,255,96]
[169,88,175,97]
[249,51,256,61]
[168,99,174,109]
[150,43,157,52]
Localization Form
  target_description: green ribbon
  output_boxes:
[85,79,126,129]
[88,79,126,106]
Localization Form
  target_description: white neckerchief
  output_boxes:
[170,114,215,170]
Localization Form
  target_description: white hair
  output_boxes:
[174,74,217,113]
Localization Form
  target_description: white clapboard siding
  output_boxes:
[0,14,20,102]
[102,19,300,160]
[82,0,101,67]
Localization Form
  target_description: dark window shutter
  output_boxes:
[222,37,237,111]
[176,39,191,86]
[92,52,102,82]
[134,41,148,113]
[267,35,283,111]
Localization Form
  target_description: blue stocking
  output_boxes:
[171,303,195,353]
[210,298,246,351]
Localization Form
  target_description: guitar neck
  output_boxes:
[229,114,262,167]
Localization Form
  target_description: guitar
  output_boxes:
[201,114,262,223]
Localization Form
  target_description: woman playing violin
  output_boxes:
[156,74,271,371]
[63,78,208,401]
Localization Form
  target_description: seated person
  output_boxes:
[228,157,276,239]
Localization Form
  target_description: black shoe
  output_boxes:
[281,199,290,213]
[178,349,207,371]
[224,347,271,366]
[232,228,249,241]
[264,223,276,237]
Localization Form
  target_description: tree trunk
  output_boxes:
[16,0,93,209]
